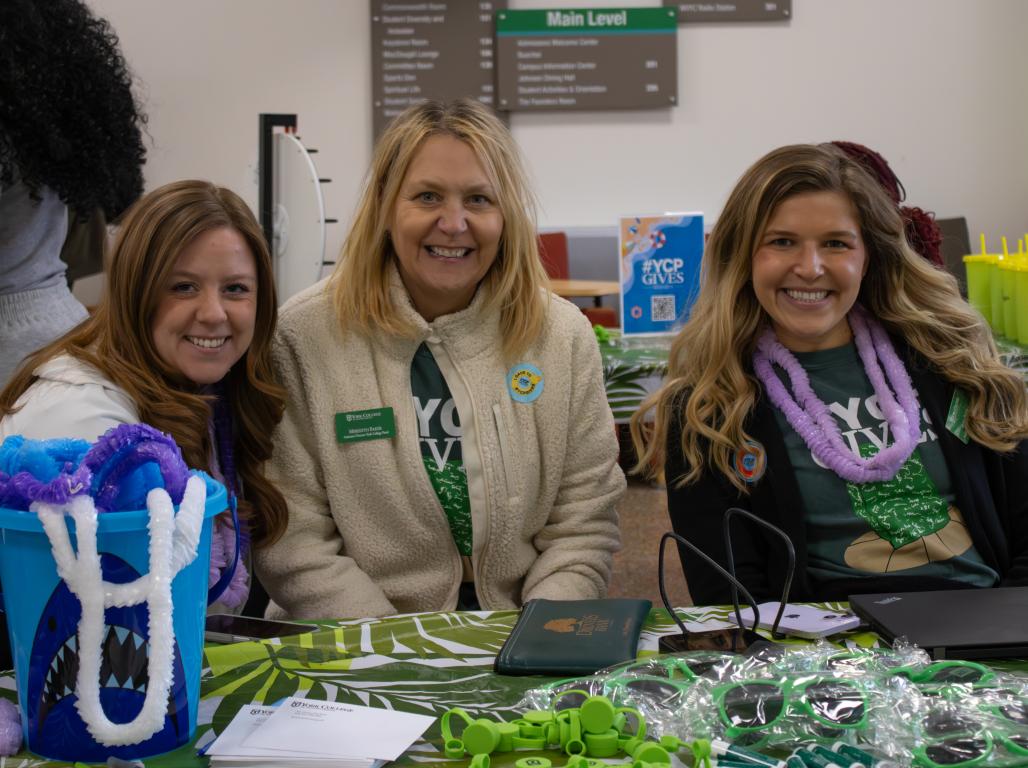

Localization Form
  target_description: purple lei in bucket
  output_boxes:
[751,303,922,484]
[0,437,91,510]
[0,424,189,512]
[84,425,189,512]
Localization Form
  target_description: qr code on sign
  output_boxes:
[651,295,676,322]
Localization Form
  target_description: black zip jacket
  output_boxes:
[665,352,1028,605]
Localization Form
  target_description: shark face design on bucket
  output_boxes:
[26,552,188,762]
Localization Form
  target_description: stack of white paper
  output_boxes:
[202,697,436,768]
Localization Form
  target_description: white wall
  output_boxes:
[90,0,1028,265]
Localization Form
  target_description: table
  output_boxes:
[0,605,854,767]
[998,337,1028,385]
[3,605,1026,766]
[550,279,621,308]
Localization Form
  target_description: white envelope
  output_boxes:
[242,696,435,761]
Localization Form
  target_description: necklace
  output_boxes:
[209,387,250,608]
[751,304,922,483]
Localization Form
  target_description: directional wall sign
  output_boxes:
[495,7,677,112]
[664,0,791,23]
[370,0,508,139]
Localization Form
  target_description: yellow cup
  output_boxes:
[1016,263,1028,346]
[963,253,992,321]
[1001,260,1019,340]
[989,254,1005,335]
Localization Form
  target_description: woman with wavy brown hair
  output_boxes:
[0,180,288,612]
[632,143,1028,604]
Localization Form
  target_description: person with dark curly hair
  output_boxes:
[830,141,944,268]
[0,0,147,385]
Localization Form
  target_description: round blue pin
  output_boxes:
[507,363,544,404]
[733,439,766,484]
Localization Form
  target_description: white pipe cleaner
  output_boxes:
[32,474,206,746]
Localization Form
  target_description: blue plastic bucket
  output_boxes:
[0,474,225,762]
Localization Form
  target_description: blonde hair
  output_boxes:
[632,143,1028,492]
[1,180,289,546]
[331,98,548,359]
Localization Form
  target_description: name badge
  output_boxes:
[945,389,970,444]
[335,407,396,443]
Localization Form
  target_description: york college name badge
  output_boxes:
[507,363,543,404]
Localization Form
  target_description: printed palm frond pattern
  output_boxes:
[77,606,883,768]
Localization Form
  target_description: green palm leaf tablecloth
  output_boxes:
[8,603,1026,766]
[0,605,885,767]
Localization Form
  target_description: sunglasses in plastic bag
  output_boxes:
[713,676,868,743]
[913,707,1028,767]
[892,661,997,688]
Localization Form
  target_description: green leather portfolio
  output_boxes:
[494,598,652,676]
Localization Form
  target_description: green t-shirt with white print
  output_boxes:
[770,343,997,588]
[410,342,472,557]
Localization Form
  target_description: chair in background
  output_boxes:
[538,232,618,327]
[538,231,570,280]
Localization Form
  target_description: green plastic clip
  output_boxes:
[464,718,501,756]
[515,719,546,739]
[615,706,646,741]
[579,695,616,735]
[523,709,554,725]
[511,734,546,750]
[632,741,672,764]
[583,729,620,758]
[441,707,473,758]
[515,758,552,768]
[496,721,519,752]
[443,738,465,759]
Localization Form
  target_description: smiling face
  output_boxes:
[751,190,869,352]
[389,134,504,321]
[151,227,258,386]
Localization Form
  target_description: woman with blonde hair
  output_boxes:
[633,143,1028,604]
[257,98,624,620]
[1,180,288,611]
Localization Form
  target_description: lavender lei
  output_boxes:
[208,388,249,609]
[752,303,922,483]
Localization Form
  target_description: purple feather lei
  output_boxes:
[752,303,922,483]
[83,424,188,511]
[0,424,188,511]
[207,387,249,608]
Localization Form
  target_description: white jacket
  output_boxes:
[257,275,626,620]
[0,354,137,442]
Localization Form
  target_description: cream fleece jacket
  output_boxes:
[257,274,625,620]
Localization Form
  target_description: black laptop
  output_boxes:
[849,587,1028,660]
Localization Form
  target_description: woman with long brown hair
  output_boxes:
[633,143,1028,604]
[0,180,288,611]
